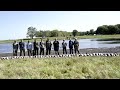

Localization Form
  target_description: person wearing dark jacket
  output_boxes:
[46,38,52,55]
[69,38,74,54]
[62,39,67,54]
[74,38,80,54]
[39,38,45,55]
[33,39,39,56]
[53,38,59,55]
[19,40,25,56]
[13,40,18,56]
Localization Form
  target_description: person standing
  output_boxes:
[19,39,25,56]
[74,38,80,54]
[33,39,39,56]
[13,40,18,56]
[31,42,34,56]
[26,40,32,56]
[46,38,52,55]
[53,38,59,55]
[62,39,67,54]
[39,38,45,55]
[69,38,74,54]
[36,42,39,55]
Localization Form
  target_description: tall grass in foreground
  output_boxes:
[0,57,120,79]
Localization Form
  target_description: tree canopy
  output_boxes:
[26,24,120,38]
[72,30,78,37]
[27,27,37,39]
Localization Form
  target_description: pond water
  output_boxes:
[0,39,120,54]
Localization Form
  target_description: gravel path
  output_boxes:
[0,47,120,57]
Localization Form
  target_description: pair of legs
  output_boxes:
[32,50,34,56]
[20,49,25,56]
[34,48,39,55]
[69,48,73,54]
[54,47,59,55]
[74,47,80,54]
[40,48,44,55]
[63,47,67,54]
[27,49,32,56]
[46,48,51,55]
[13,49,18,56]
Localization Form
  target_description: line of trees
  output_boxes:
[96,24,120,35]
[27,24,120,39]
[27,27,96,39]
[35,30,71,37]
[27,27,77,39]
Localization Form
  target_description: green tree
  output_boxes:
[58,31,63,37]
[35,30,44,37]
[27,27,37,39]
[96,25,120,35]
[44,30,51,37]
[50,30,59,37]
[96,25,108,35]
[89,29,94,35]
[107,25,119,34]
[66,32,71,37]
[80,32,86,36]
[115,24,120,34]
[35,31,40,37]
[72,30,78,37]
[86,31,90,35]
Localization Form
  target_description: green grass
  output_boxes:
[1,34,120,44]
[76,34,120,39]
[0,56,120,79]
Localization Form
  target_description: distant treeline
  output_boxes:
[96,24,120,35]
[27,24,120,39]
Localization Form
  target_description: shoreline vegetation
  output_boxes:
[1,34,120,44]
[0,56,120,79]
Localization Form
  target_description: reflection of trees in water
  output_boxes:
[102,41,120,44]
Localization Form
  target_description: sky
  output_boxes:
[0,11,120,40]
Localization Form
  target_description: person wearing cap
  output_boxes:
[13,40,18,56]
[69,38,74,54]
[62,39,67,54]
[73,38,80,54]
[46,38,52,55]
[53,38,59,55]
[19,39,25,56]
[39,38,45,55]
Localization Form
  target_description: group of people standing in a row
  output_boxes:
[13,38,80,56]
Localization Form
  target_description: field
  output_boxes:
[1,34,120,44]
[0,56,120,79]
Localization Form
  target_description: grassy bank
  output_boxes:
[1,34,120,44]
[0,56,120,79]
